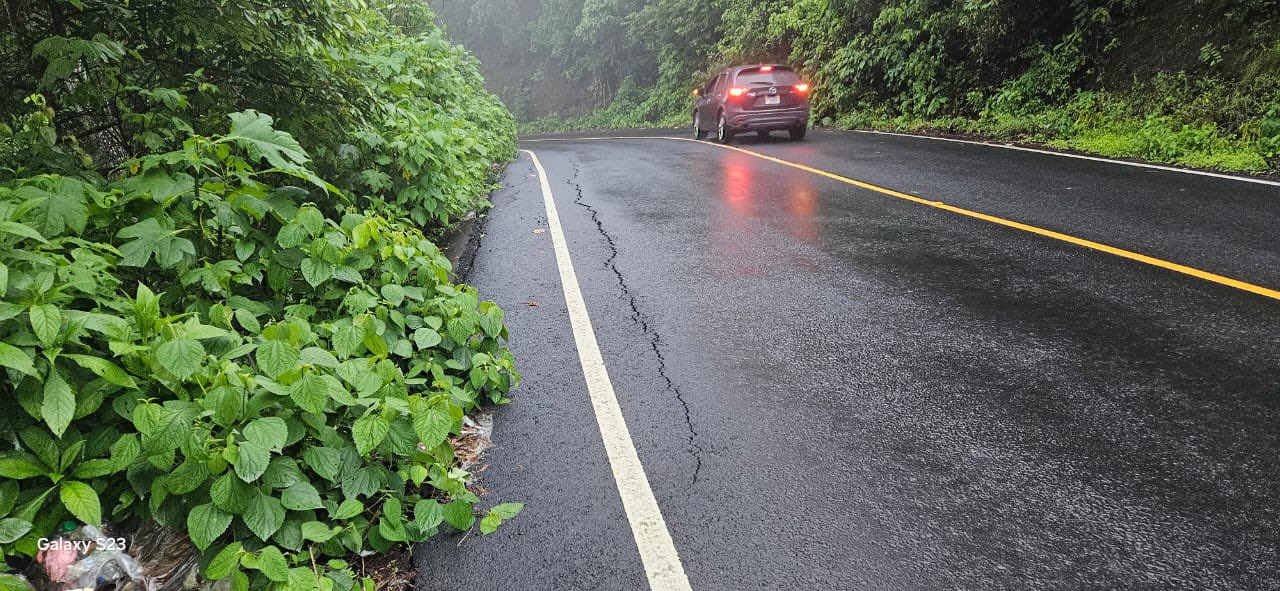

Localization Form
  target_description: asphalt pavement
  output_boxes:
[416,129,1280,590]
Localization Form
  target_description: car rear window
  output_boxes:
[735,67,800,86]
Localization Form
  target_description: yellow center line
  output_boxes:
[523,135,1280,302]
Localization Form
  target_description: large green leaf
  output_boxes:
[0,480,18,516]
[0,573,34,591]
[256,340,299,379]
[300,258,334,288]
[23,183,88,237]
[0,221,48,243]
[60,480,101,525]
[204,542,242,580]
[280,482,323,510]
[65,354,137,388]
[380,284,405,306]
[110,435,140,470]
[332,498,363,520]
[332,324,366,358]
[225,111,309,169]
[155,339,205,380]
[478,512,502,535]
[0,518,32,544]
[411,328,441,350]
[163,457,211,494]
[242,491,285,541]
[442,500,474,531]
[0,452,46,479]
[20,427,58,469]
[41,369,75,437]
[489,502,524,519]
[261,457,306,489]
[188,503,233,551]
[117,169,194,202]
[29,304,60,347]
[118,217,196,268]
[412,406,450,449]
[300,521,337,542]
[233,442,271,483]
[211,472,253,514]
[351,414,390,455]
[295,207,325,234]
[413,500,443,530]
[0,343,36,377]
[298,347,338,368]
[243,417,288,451]
[302,447,340,481]
[289,374,328,414]
[255,546,289,582]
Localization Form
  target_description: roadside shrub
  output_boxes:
[1,1,522,587]
[327,32,516,227]
[0,108,519,589]
[1258,104,1280,166]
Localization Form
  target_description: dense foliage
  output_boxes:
[1,1,519,590]
[435,0,1280,172]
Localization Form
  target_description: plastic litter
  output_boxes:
[116,521,197,591]
[461,413,493,439]
[31,522,198,591]
[36,540,78,584]
[36,526,142,591]
[455,413,495,469]
[62,537,143,591]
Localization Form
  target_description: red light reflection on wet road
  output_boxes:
[713,153,821,275]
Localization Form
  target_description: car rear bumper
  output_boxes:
[727,108,808,131]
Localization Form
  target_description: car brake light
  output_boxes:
[728,86,747,97]
[794,83,810,93]
[760,65,773,72]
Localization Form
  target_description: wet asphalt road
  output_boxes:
[417,129,1280,590]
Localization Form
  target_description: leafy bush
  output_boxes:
[2,1,521,590]
[323,33,516,226]
[1258,104,1280,165]
[0,107,518,589]
[1,1,516,225]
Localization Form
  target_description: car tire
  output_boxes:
[788,126,807,141]
[716,113,733,144]
[693,112,707,140]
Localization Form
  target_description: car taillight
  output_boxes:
[794,83,810,93]
[760,65,773,73]
[728,86,747,97]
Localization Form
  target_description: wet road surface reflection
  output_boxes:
[713,153,822,276]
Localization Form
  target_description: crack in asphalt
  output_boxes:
[565,160,705,486]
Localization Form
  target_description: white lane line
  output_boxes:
[851,129,1280,187]
[521,149,693,591]
[523,133,1280,187]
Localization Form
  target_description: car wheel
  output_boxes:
[717,113,733,144]
[693,112,707,140]
[789,126,807,141]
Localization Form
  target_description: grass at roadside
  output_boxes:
[835,95,1278,174]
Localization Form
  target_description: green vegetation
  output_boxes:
[1,1,518,590]
[435,0,1280,173]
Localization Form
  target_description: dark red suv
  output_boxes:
[693,64,811,143]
